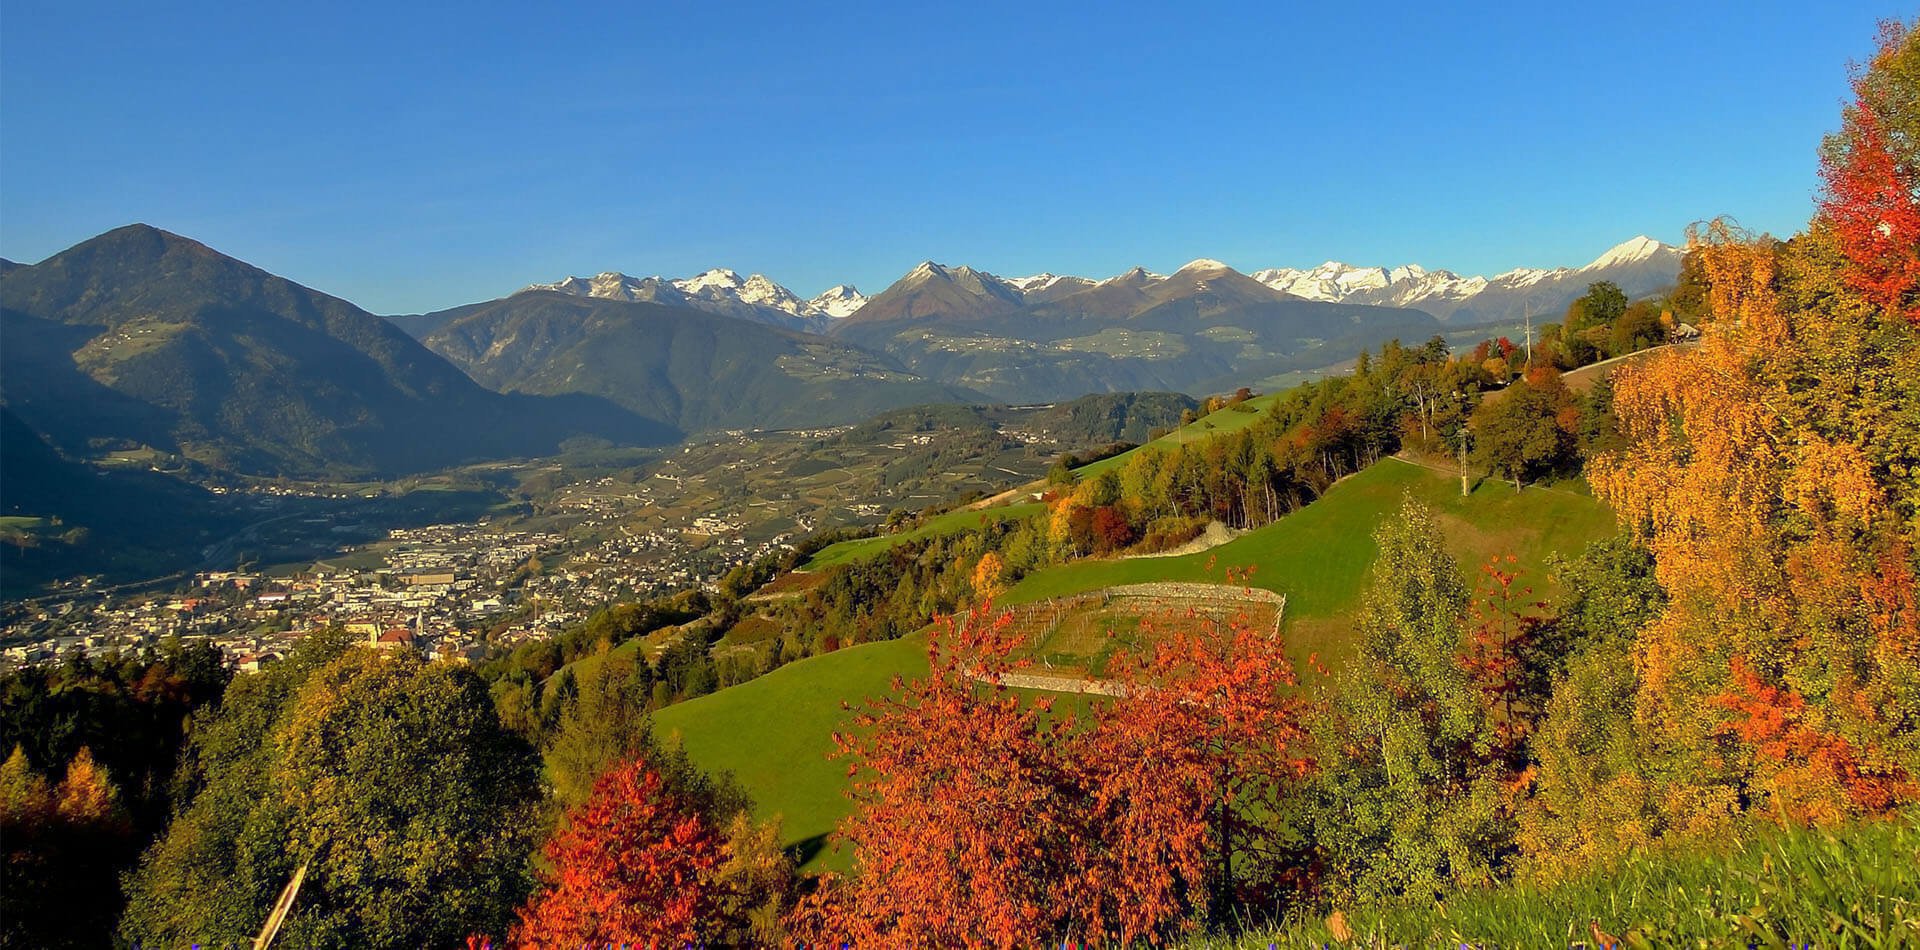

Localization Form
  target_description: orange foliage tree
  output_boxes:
[1583,19,1920,837]
[787,602,1089,947]
[1088,606,1309,927]
[790,599,1309,947]
[508,760,725,948]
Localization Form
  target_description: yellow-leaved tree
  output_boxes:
[1525,23,1920,870]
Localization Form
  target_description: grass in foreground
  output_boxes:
[1205,816,1920,949]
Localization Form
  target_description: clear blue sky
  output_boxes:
[0,0,1896,313]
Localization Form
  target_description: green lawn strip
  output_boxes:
[800,501,1044,570]
[1073,394,1281,480]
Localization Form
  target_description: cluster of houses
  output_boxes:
[3,508,804,675]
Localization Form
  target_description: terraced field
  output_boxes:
[1009,582,1285,677]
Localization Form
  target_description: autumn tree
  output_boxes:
[507,761,722,947]
[2,745,134,949]
[1296,498,1529,900]
[1087,607,1309,931]
[1819,18,1920,322]
[1576,22,1920,847]
[789,603,1089,947]
[1470,367,1579,489]
[793,599,1307,945]
[1586,209,1920,835]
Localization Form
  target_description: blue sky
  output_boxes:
[0,0,1895,313]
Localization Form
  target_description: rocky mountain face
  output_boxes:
[828,257,1442,402]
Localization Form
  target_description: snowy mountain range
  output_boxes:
[523,236,1682,335]
[1248,236,1683,323]
[523,269,868,333]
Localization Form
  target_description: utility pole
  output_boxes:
[1458,432,1470,497]
[1523,300,1534,371]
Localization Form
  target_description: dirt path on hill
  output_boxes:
[1121,520,1244,559]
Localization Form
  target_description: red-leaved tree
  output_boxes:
[787,602,1085,947]
[1084,606,1310,933]
[508,759,724,948]
[790,598,1312,946]
[1819,19,1920,322]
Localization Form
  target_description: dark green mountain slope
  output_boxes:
[0,407,241,596]
[0,225,671,477]
[409,291,984,432]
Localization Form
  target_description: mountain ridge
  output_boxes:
[406,290,984,432]
[0,224,672,477]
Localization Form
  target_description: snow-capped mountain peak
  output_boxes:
[1176,258,1232,273]
[1582,235,1670,270]
[1249,235,1682,322]
[523,266,862,330]
[809,284,869,318]
[1008,273,1064,292]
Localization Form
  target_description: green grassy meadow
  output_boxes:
[665,457,1616,870]
[653,634,930,870]
[1073,394,1281,480]
[1004,458,1614,665]
[800,501,1043,570]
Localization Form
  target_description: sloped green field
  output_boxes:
[653,635,930,871]
[1005,458,1613,663]
[664,458,1615,870]
[800,502,1044,570]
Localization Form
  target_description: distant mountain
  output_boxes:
[520,268,865,333]
[835,261,1029,328]
[406,291,983,432]
[0,225,671,478]
[1005,273,1099,304]
[831,258,1442,402]
[1250,236,1684,324]
[808,284,869,318]
[0,405,243,596]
